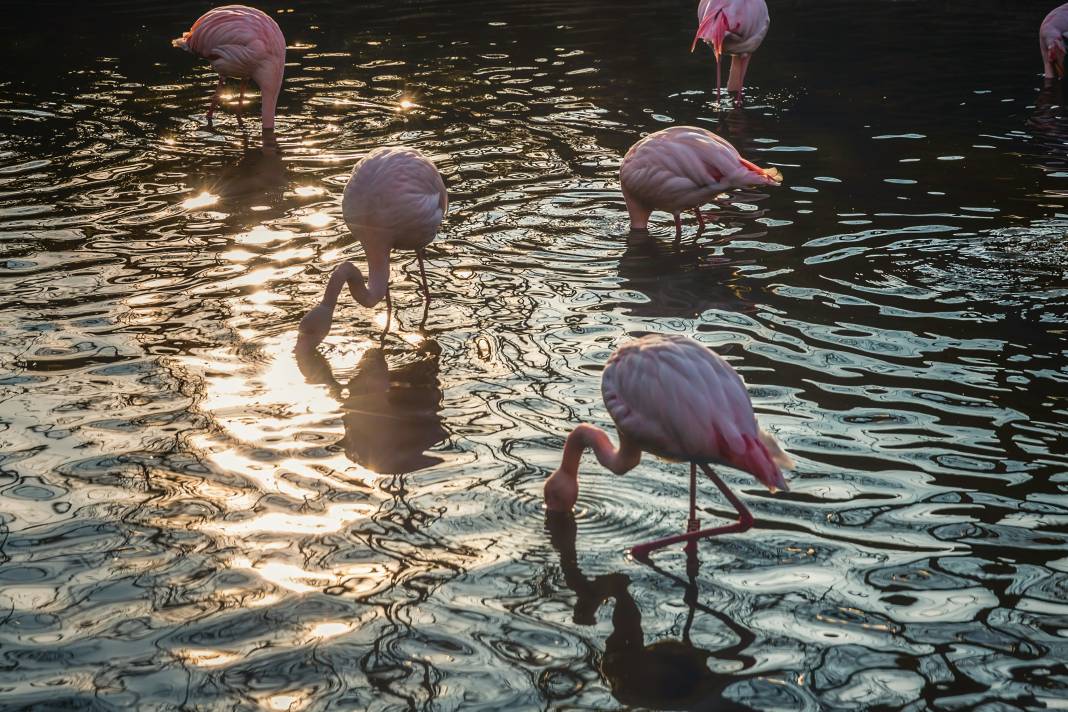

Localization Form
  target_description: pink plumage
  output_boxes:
[543,334,793,559]
[692,0,769,97]
[620,125,781,237]
[172,5,286,129]
[1041,3,1068,79]
[299,147,448,347]
[603,334,791,490]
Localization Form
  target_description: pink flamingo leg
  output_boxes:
[692,208,706,232]
[673,213,683,240]
[416,249,431,303]
[631,463,754,559]
[206,75,225,125]
[684,462,699,553]
[236,79,247,126]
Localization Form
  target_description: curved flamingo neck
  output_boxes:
[545,424,642,512]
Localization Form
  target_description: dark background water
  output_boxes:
[1,0,1067,709]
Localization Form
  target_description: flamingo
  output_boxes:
[542,334,793,559]
[1041,4,1068,79]
[172,5,286,130]
[692,0,769,98]
[620,126,782,239]
[298,147,448,347]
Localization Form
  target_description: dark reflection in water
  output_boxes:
[547,512,758,711]
[296,340,448,474]
[1,0,1068,709]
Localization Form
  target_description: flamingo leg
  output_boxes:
[631,463,753,559]
[716,57,722,100]
[236,79,247,126]
[684,462,699,554]
[416,249,431,303]
[693,208,706,232]
[379,289,392,345]
[673,213,683,241]
[206,75,225,126]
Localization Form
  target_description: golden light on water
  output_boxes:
[293,185,323,197]
[182,192,218,210]
[240,225,295,245]
[176,648,242,668]
[301,211,333,228]
[399,98,415,110]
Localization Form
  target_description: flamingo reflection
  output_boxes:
[546,512,757,710]
[295,339,448,475]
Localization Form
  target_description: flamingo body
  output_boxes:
[543,334,792,558]
[619,126,781,235]
[173,5,286,129]
[603,334,790,489]
[299,147,448,347]
[692,0,769,95]
[1041,4,1068,79]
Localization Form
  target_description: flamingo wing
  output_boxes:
[603,334,791,489]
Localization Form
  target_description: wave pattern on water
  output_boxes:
[1,0,1067,709]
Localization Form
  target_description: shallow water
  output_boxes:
[2,0,1067,709]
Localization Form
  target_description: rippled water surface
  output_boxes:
[2,1,1068,709]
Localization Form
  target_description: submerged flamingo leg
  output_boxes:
[673,213,683,241]
[206,75,225,125]
[416,249,431,303]
[631,463,753,559]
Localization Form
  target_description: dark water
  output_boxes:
[1,0,1067,709]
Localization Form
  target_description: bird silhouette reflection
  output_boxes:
[211,131,286,210]
[612,229,761,318]
[546,512,757,711]
[295,339,448,474]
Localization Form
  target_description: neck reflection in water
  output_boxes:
[295,339,447,475]
[545,512,759,711]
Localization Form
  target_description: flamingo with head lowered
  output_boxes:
[620,126,781,239]
[172,5,286,130]
[543,334,793,559]
[1041,4,1068,80]
[298,147,448,348]
[692,0,769,98]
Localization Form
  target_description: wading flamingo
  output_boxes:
[1041,4,1068,79]
[620,126,782,239]
[543,334,793,559]
[172,5,286,129]
[298,147,448,347]
[692,0,769,98]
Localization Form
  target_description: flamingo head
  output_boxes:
[171,33,192,52]
[733,157,783,187]
[543,466,578,513]
[297,303,331,349]
[1049,40,1066,79]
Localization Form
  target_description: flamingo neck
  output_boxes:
[545,424,641,512]
[259,68,283,130]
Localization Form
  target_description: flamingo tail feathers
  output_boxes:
[692,10,730,59]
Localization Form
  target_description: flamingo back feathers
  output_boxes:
[342,147,448,249]
[602,334,791,490]
[620,126,778,214]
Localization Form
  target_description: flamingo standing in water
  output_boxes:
[298,147,448,347]
[692,0,770,98]
[620,126,782,239]
[172,5,286,129]
[1041,4,1068,79]
[543,334,793,559]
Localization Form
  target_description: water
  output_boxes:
[1,0,1067,709]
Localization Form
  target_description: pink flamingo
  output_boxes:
[692,0,769,98]
[620,126,782,239]
[1041,4,1068,79]
[172,5,286,129]
[298,147,448,347]
[543,334,793,559]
